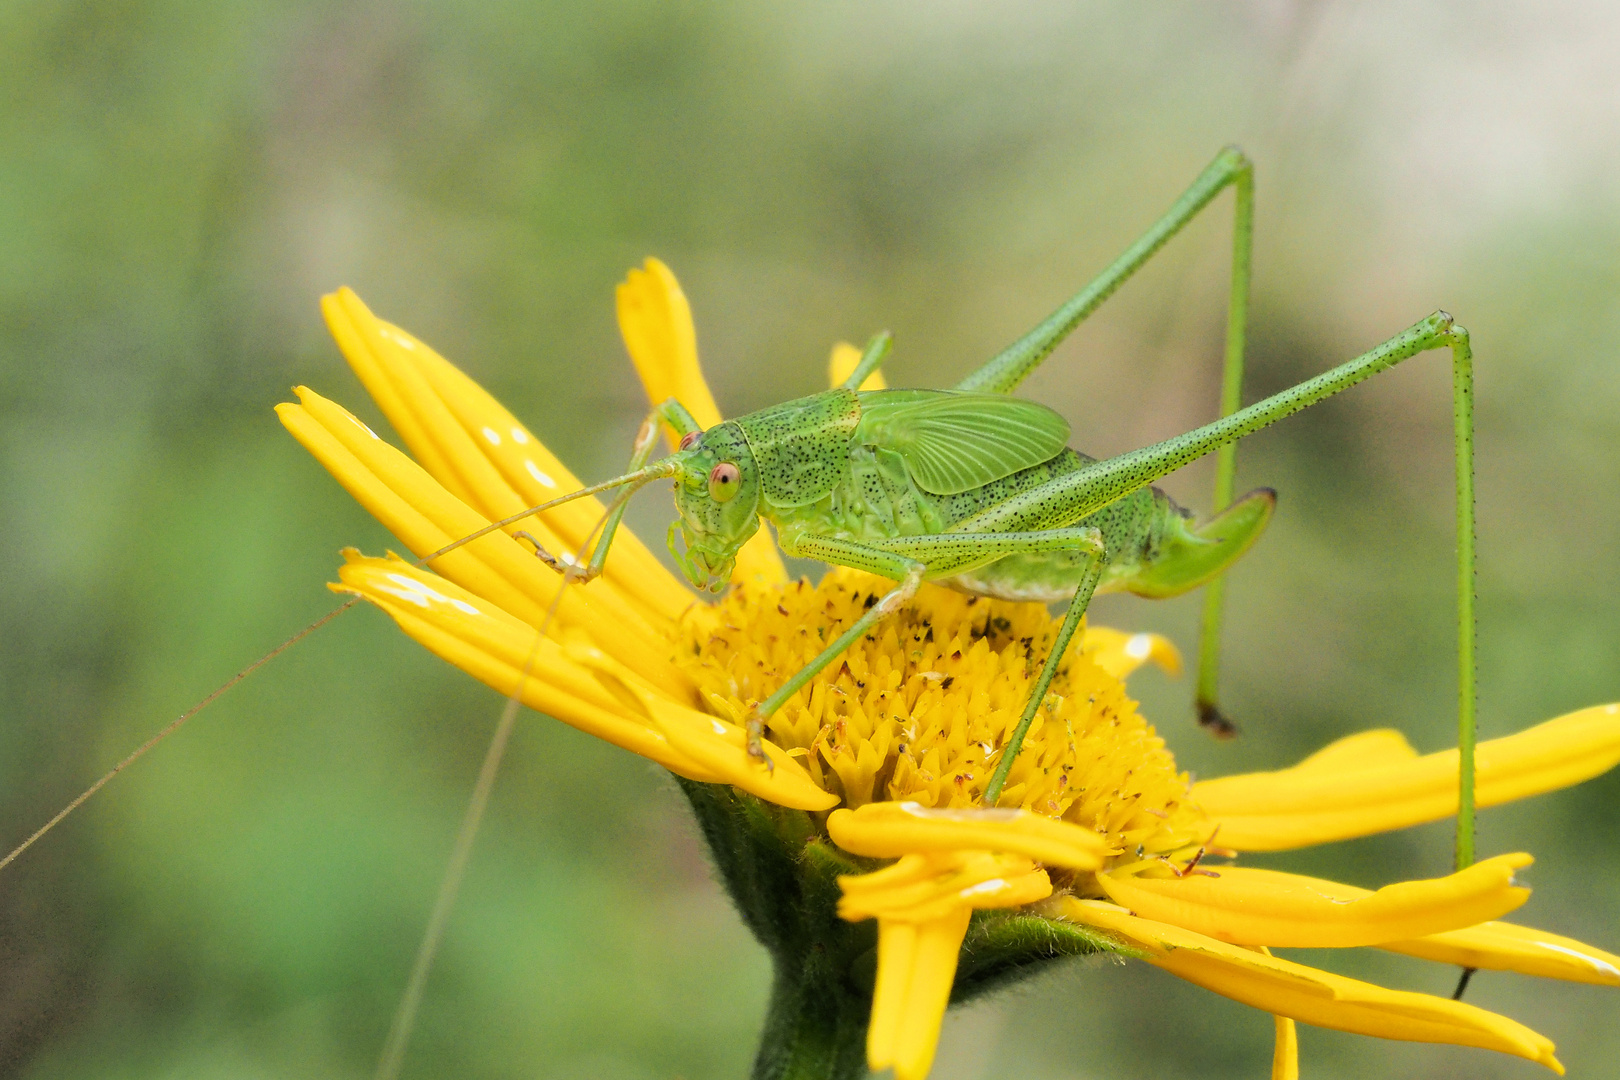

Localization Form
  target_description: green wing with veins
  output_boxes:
[857,390,1071,495]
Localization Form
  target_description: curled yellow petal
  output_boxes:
[322,287,691,627]
[827,802,1105,869]
[278,387,689,693]
[841,851,1040,1080]
[1078,626,1183,680]
[616,258,786,586]
[560,639,837,811]
[617,257,719,435]
[867,907,971,1080]
[1195,705,1620,851]
[333,554,722,783]
[1056,898,1563,1073]
[1383,920,1620,987]
[827,341,888,391]
[837,851,1050,922]
[1097,853,1532,947]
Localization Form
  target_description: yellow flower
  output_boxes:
[282,260,1620,1080]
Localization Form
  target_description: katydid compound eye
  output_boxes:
[679,431,701,451]
[708,462,740,502]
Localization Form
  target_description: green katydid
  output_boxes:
[0,146,1480,882]
[480,145,1478,833]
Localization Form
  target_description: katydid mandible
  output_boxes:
[424,146,1480,837]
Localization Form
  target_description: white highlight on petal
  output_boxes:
[960,878,1010,898]
[380,327,417,350]
[482,426,502,446]
[1126,633,1155,660]
[1536,942,1620,978]
[511,427,530,444]
[525,460,556,488]
[379,572,481,616]
[348,415,381,440]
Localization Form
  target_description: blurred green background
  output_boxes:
[4,2,1619,1077]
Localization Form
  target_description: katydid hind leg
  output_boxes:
[955,147,1253,395]
[1194,158,1254,737]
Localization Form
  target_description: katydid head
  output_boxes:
[666,421,762,592]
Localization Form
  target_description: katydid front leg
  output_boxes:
[743,535,928,767]
[518,397,701,581]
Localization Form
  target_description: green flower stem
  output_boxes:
[751,960,870,1080]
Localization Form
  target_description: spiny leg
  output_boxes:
[1451,332,1477,868]
[946,312,1472,536]
[955,146,1253,395]
[944,146,1260,732]
[744,534,928,764]
[748,527,1108,764]
[979,543,1105,807]
[839,330,894,392]
[1195,157,1254,736]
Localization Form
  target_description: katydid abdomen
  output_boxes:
[770,435,1275,604]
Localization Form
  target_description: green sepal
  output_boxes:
[676,779,1143,1079]
[951,910,1143,1006]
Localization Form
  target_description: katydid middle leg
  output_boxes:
[953,146,1256,733]
[745,527,1108,765]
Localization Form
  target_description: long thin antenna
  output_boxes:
[371,614,547,1080]
[372,502,617,1080]
[415,459,677,568]
[0,599,359,874]
[0,459,670,877]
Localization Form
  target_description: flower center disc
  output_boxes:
[677,569,1211,872]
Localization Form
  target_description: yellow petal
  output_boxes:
[838,851,1049,922]
[868,916,915,1068]
[1194,704,1620,851]
[1056,898,1563,1073]
[279,388,691,694]
[867,907,972,1080]
[559,638,838,812]
[1383,920,1620,987]
[1290,728,1418,772]
[827,341,888,391]
[323,288,689,628]
[1078,626,1183,680]
[325,289,549,549]
[827,802,1105,870]
[333,554,723,783]
[616,258,787,587]
[1273,1014,1299,1080]
[616,258,719,435]
[1097,853,1532,947]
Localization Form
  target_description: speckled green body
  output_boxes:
[719,388,1269,603]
